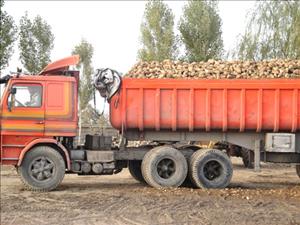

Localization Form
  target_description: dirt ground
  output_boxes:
[1,158,300,225]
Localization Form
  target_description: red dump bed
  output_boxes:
[109,78,300,132]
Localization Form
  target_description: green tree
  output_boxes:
[0,0,17,70]
[234,1,300,60]
[72,39,109,143]
[72,39,95,143]
[19,12,54,73]
[138,0,177,61]
[178,0,223,62]
[72,39,94,113]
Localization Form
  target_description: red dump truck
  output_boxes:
[1,56,300,191]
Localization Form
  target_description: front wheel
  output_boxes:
[18,146,65,192]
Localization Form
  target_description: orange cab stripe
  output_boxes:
[45,132,76,136]
[2,111,44,118]
[2,120,42,125]
[2,124,43,129]
[2,127,43,131]
[46,124,77,128]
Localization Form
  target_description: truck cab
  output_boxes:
[1,75,78,159]
[0,56,79,190]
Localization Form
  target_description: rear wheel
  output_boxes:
[296,165,300,178]
[128,160,145,183]
[189,149,233,189]
[141,146,188,188]
[18,146,65,192]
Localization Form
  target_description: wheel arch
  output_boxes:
[17,138,71,170]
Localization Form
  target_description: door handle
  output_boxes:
[36,121,45,124]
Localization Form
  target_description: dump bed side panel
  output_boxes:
[109,78,300,132]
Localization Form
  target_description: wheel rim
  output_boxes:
[203,160,222,181]
[29,157,55,182]
[157,158,176,179]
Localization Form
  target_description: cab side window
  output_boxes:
[10,84,42,108]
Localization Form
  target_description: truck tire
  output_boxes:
[296,165,300,178]
[128,160,145,183]
[18,146,65,192]
[241,148,254,168]
[189,149,233,189]
[141,146,188,188]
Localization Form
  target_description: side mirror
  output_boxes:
[8,88,16,112]
[8,97,12,112]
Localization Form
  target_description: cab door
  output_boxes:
[1,82,45,137]
[0,81,45,163]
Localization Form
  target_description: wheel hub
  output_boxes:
[203,160,222,181]
[29,157,55,181]
[157,158,176,179]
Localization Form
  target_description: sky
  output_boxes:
[3,1,256,76]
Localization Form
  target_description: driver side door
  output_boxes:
[1,81,45,163]
[1,82,45,137]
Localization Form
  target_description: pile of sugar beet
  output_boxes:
[125,59,300,79]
